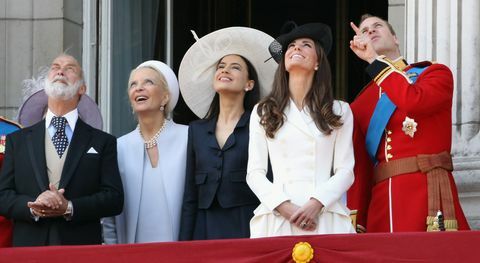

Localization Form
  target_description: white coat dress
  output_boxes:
[247,100,356,237]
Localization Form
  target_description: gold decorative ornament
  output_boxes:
[292,242,314,263]
[402,116,417,138]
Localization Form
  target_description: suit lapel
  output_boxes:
[205,117,220,150]
[59,119,91,189]
[285,101,315,138]
[221,111,249,151]
[26,121,49,190]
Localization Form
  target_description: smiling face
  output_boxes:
[359,16,399,57]
[128,67,170,115]
[213,54,254,95]
[284,38,319,73]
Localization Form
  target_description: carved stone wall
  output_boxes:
[0,0,83,119]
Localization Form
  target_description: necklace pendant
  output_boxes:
[138,120,168,149]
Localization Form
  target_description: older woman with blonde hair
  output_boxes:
[103,60,188,243]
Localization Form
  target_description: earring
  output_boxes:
[244,88,249,92]
[314,66,319,71]
[160,105,165,111]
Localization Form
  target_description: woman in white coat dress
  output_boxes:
[102,61,188,243]
[247,22,356,237]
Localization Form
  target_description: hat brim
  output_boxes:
[270,23,332,63]
[179,27,277,118]
[17,89,103,130]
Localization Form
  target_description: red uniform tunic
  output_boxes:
[347,57,470,232]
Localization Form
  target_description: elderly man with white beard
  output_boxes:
[0,54,124,246]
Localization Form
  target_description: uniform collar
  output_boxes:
[385,56,409,71]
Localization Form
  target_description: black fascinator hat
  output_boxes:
[269,21,333,63]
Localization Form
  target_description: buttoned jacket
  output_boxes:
[247,101,354,218]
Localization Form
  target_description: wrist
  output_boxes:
[63,200,73,221]
[30,208,40,222]
[367,54,383,64]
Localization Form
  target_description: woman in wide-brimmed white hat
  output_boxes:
[178,27,276,240]
[247,22,356,237]
[102,60,188,244]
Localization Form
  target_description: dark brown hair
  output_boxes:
[359,13,396,36]
[257,41,342,138]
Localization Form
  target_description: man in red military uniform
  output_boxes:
[0,116,21,247]
[347,14,470,232]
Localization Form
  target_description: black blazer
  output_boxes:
[0,118,124,246]
[179,112,262,239]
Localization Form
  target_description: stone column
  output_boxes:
[400,0,480,230]
[0,0,83,119]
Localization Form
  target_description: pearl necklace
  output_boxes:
[138,120,168,149]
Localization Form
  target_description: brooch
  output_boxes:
[402,117,417,138]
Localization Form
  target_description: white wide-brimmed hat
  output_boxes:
[179,27,277,118]
[136,60,180,114]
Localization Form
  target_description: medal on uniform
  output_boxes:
[402,117,417,138]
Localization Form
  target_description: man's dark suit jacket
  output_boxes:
[0,118,124,246]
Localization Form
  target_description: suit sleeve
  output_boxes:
[70,135,124,222]
[311,102,355,208]
[366,58,453,117]
[347,112,374,232]
[178,125,197,241]
[0,133,36,222]
[246,106,289,211]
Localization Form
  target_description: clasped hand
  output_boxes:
[27,184,68,218]
[276,198,324,231]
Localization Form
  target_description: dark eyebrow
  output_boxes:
[218,62,243,68]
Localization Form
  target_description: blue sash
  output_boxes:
[365,66,428,163]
